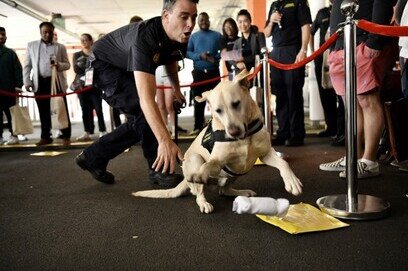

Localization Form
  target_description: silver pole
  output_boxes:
[316,0,390,220]
[261,47,272,137]
[343,0,358,212]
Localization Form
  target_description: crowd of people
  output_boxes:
[1,0,406,187]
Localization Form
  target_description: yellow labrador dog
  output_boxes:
[133,70,302,213]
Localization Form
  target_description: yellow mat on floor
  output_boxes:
[257,203,349,234]
[30,151,67,157]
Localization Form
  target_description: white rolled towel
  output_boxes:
[232,196,290,217]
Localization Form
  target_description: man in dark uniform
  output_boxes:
[264,0,312,147]
[75,0,199,187]
[310,4,340,139]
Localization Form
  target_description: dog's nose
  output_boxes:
[228,125,242,137]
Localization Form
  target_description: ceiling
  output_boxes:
[0,0,248,49]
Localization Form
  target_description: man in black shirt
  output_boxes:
[75,0,198,187]
[264,0,312,147]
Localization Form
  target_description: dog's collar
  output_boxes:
[201,118,263,177]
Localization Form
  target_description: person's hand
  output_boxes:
[364,46,380,59]
[200,52,215,63]
[295,50,307,63]
[269,12,282,26]
[152,138,184,174]
[173,89,186,105]
[24,85,33,92]
[236,62,246,71]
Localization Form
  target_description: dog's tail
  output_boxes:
[132,179,190,198]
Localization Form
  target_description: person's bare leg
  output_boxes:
[165,89,175,135]
[357,91,384,161]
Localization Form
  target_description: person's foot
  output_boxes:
[339,160,380,179]
[188,129,200,136]
[319,156,346,171]
[272,136,286,146]
[75,152,115,184]
[5,136,19,145]
[99,131,108,138]
[318,129,336,137]
[285,137,304,147]
[177,126,187,133]
[148,170,183,188]
[331,135,345,146]
[62,138,71,146]
[36,138,53,146]
[76,132,92,142]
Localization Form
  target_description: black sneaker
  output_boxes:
[75,152,115,184]
[272,136,286,146]
[148,170,183,188]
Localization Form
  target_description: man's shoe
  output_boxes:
[62,138,71,146]
[331,135,345,146]
[285,138,304,147]
[272,136,286,146]
[5,136,19,145]
[36,138,53,146]
[76,132,92,142]
[149,170,183,188]
[177,126,187,133]
[188,129,200,136]
[319,156,346,171]
[339,160,380,179]
[75,152,115,184]
[318,129,336,137]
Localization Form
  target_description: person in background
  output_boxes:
[23,22,71,146]
[220,17,239,80]
[186,12,222,136]
[264,0,311,147]
[319,0,397,179]
[0,27,23,145]
[73,33,107,141]
[75,0,198,187]
[233,9,266,85]
[310,3,340,139]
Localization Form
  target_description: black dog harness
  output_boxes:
[201,118,264,177]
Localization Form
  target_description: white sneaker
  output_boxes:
[339,160,380,179]
[18,135,28,141]
[319,156,346,171]
[76,132,92,141]
[188,129,200,136]
[99,131,108,138]
[5,136,19,145]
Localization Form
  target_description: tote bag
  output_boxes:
[9,98,34,135]
[50,67,69,130]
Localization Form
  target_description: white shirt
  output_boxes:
[399,2,408,58]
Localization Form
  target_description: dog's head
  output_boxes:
[195,69,261,139]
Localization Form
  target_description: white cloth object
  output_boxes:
[399,2,408,58]
[232,196,290,217]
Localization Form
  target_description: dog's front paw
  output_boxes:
[281,171,303,196]
[197,201,214,213]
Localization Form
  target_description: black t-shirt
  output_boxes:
[265,0,312,48]
[330,0,397,51]
[311,7,330,47]
[92,16,187,74]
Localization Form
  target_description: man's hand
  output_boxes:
[24,85,33,92]
[152,138,184,174]
[295,50,307,63]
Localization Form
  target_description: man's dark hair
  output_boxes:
[81,33,93,42]
[163,0,199,11]
[0,27,5,32]
[129,15,143,23]
[199,12,208,18]
[39,21,55,30]
[237,9,252,22]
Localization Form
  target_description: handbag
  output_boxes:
[50,67,69,129]
[9,98,34,135]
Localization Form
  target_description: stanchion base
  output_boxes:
[316,194,390,220]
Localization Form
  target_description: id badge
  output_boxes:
[84,68,94,86]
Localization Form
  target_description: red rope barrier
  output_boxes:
[357,19,408,37]
[267,31,340,71]
[0,86,93,99]
[157,74,229,90]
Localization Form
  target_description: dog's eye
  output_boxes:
[215,108,222,114]
[231,101,240,109]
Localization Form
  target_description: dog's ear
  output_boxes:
[195,91,210,103]
[234,68,253,89]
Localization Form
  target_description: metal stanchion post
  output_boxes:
[261,47,272,138]
[316,0,390,220]
[173,101,179,145]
